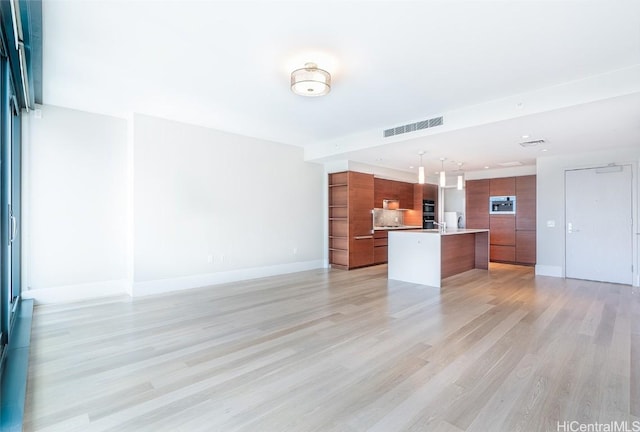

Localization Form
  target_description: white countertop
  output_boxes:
[373,225,423,231]
[391,228,489,236]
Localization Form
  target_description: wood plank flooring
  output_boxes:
[23,264,640,431]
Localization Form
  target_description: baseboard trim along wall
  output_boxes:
[22,279,130,304]
[534,265,563,278]
[22,260,326,303]
[132,260,325,297]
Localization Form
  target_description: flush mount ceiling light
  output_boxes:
[418,151,425,184]
[291,62,331,97]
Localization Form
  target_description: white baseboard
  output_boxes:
[132,259,325,297]
[22,279,130,304]
[535,265,563,278]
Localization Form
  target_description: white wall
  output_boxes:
[536,147,640,285]
[22,105,128,301]
[464,165,536,180]
[22,107,325,302]
[131,114,324,295]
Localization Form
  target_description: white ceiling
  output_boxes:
[42,0,640,175]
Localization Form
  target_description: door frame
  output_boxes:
[564,161,638,286]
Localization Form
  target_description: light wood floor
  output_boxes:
[24,264,640,432]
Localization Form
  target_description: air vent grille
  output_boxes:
[384,116,444,138]
[519,139,545,147]
[498,161,523,167]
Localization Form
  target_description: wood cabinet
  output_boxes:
[490,215,516,246]
[490,245,516,262]
[373,178,391,205]
[329,171,374,269]
[422,183,438,202]
[329,172,441,268]
[490,177,515,196]
[466,175,536,265]
[515,230,536,264]
[398,182,413,210]
[329,172,349,268]
[373,230,388,264]
[374,178,414,209]
[515,175,536,264]
[516,175,536,231]
[405,183,438,227]
[465,179,490,229]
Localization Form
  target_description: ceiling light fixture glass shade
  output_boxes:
[439,158,446,187]
[456,163,464,190]
[291,62,331,97]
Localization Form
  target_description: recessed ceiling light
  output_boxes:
[541,149,548,152]
[409,165,414,169]
[521,135,530,139]
[484,166,490,169]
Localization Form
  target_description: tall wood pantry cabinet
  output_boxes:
[328,171,375,269]
[465,175,536,265]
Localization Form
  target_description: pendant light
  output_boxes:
[439,158,446,187]
[456,163,465,190]
[418,151,425,184]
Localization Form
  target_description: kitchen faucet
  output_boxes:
[432,221,446,232]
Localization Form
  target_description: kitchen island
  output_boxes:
[388,228,489,287]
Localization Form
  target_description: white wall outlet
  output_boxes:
[547,220,555,228]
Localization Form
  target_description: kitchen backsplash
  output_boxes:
[373,209,404,227]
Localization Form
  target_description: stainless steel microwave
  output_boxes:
[489,196,516,214]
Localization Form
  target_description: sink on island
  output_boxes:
[388,228,490,288]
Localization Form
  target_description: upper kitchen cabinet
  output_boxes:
[374,178,393,205]
[490,177,516,196]
[422,183,438,202]
[516,175,536,231]
[465,179,490,229]
[398,182,414,210]
[374,178,413,209]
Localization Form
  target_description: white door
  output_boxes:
[565,165,633,284]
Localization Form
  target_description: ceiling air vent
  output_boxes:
[498,161,523,167]
[519,139,545,147]
[384,116,444,138]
